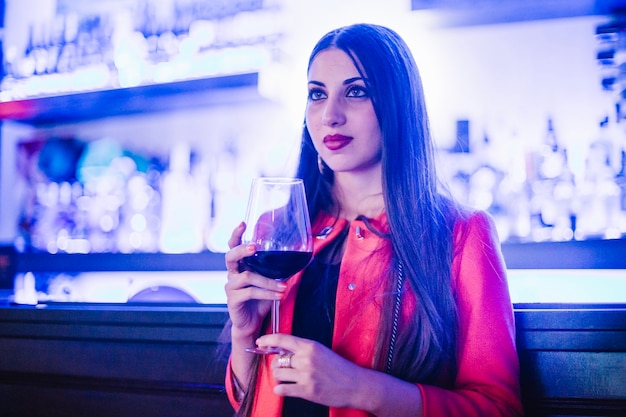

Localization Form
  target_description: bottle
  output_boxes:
[531,118,575,241]
[538,118,565,180]
[20,25,37,78]
[32,23,49,75]
[552,147,576,240]
[57,13,79,74]
[576,117,621,239]
[468,132,501,213]
[159,143,205,253]
[615,147,626,236]
[468,132,509,239]
[499,130,531,242]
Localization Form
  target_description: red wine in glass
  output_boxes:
[243,250,312,281]
[241,178,313,355]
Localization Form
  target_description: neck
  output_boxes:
[333,169,385,220]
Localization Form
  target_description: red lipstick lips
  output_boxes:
[323,134,352,151]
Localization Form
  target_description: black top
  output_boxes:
[282,225,347,417]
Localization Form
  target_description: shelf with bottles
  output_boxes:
[12,134,227,256]
[2,79,295,258]
[0,0,282,111]
[438,116,626,244]
[0,71,262,125]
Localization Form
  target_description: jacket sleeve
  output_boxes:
[418,211,523,417]
[225,357,243,411]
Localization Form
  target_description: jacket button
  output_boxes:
[348,283,356,290]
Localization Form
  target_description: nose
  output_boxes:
[322,98,346,127]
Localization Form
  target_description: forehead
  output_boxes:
[308,48,362,80]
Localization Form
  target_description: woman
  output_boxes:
[224,23,523,417]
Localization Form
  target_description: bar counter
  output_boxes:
[0,238,625,416]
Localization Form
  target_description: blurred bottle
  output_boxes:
[44,15,66,74]
[615,147,626,236]
[538,118,564,180]
[205,139,241,253]
[116,154,161,253]
[32,23,49,76]
[159,143,206,253]
[19,25,37,78]
[57,13,79,73]
[576,116,621,239]
[467,131,506,236]
[529,118,576,241]
[497,131,531,242]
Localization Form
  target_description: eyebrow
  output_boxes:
[308,76,365,87]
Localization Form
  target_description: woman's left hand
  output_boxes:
[257,333,365,409]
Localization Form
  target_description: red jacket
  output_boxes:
[226,210,523,416]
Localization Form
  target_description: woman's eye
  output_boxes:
[308,89,326,101]
[346,85,368,98]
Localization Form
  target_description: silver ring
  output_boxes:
[278,354,293,368]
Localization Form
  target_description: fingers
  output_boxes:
[268,340,357,408]
[258,333,301,354]
[225,243,254,275]
[227,222,246,250]
[270,340,300,384]
[224,241,286,304]
[225,279,285,303]
[268,337,319,393]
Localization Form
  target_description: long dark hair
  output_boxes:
[297,23,460,384]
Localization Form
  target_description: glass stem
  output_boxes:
[272,299,280,334]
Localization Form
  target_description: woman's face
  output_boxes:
[305,48,382,177]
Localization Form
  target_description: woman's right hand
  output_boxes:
[224,222,287,344]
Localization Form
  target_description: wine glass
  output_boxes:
[241,177,313,355]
